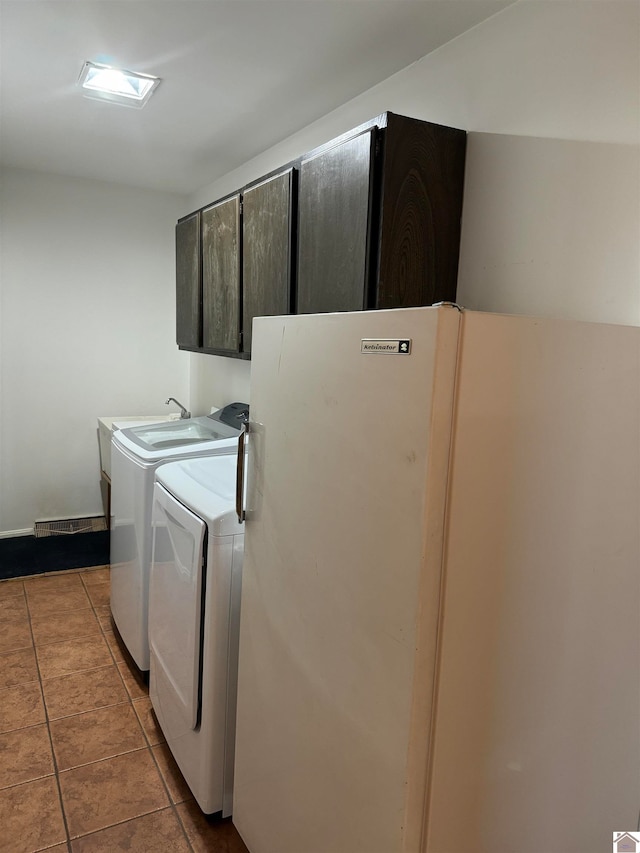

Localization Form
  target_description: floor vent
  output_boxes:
[34,517,107,538]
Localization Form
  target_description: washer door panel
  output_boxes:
[149,482,206,730]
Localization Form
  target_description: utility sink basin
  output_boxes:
[119,415,239,452]
[134,421,217,446]
[98,414,179,478]
[151,437,210,449]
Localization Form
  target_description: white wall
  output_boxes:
[185,0,640,406]
[0,168,189,533]
[457,134,640,323]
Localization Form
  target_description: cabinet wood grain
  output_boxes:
[297,130,374,314]
[242,169,295,353]
[175,112,467,358]
[175,212,201,348]
[375,114,466,309]
[202,195,241,353]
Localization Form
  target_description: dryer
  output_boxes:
[110,403,248,671]
[149,454,244,816]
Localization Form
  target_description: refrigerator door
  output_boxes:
[426,312,640,852]
[234,305,461,853]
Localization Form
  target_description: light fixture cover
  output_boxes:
[78,61,160,108]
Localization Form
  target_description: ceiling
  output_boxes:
[0,0,513,195]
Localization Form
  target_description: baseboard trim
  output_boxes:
[0,530,110,579]
[0,528,34,540]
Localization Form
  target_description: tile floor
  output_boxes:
[0,565,250,853]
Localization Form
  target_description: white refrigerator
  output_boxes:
[233,305,640,853]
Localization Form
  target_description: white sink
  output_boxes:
[98,414,179,478]
[120,416,239,453]
[132,420,220,448]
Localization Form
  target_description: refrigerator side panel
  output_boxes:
[426,313,640,853]
[402,306,462,853]
[234,306,460,853]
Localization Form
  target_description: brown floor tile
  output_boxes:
[0,723,54,789]
[50,702,146,770]
[24,572,83,591]
[85,582,110,608]
[26,585,90,618]
[93,605,113,630]
[42,664,128,720]
[59,748,170,838]
[0,565,238,852]
[133,698,165,746]
[0,776,67,853]
[0,682,46,733]
[71,807,190,852]
[0,617,32,654]
[0,647,38,689]
[103,629,128,663]
[177,801,250,853]
[37,634,112,680]
[81,567,110,586]
[31,608,101,646]
[118,660,149,700]
[151,743,193,805]
[0,580,25,600]
[0,595,28,621]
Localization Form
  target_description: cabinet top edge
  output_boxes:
[177,111,466,224]
[244,166,295,195]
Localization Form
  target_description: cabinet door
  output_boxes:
[297,129,375,314]
[375,114,466,309]
[242,169,295,354]
[175,212,202,348]
[202,195,241,353]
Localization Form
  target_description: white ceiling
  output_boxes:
[0,0,513,195]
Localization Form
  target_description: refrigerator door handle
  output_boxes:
[236,422,248,523]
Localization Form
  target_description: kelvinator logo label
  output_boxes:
[361,339,412,354]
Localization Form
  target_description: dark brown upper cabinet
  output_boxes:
[202,194,241,354]
[175,112,466,358]
[297,130,374,314]
[242,168,296,354]
[296,112,466,314]
[175,212,201,349]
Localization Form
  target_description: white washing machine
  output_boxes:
[110,403,248,671]
[149,454,244,816]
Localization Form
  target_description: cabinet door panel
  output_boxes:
[376,114,466,309]
[242,169,294,354]
[297,130,374,314]
[202,195,240,353]
[175,213,201,348]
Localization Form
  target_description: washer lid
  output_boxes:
[155,455,244,535]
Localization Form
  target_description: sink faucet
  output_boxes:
[165,397,191,419]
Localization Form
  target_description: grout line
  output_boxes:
[25,568,123,849]
[66,805,188,849]
[78,568,196,848]
[21,578,74,849]
[56,744,151,775]
[38,568,151,848]
[0,565,208,851]
[146,740,196,853]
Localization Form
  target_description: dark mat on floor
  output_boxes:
[0,531,110,580]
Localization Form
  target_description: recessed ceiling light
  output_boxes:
[78,60,160,108]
